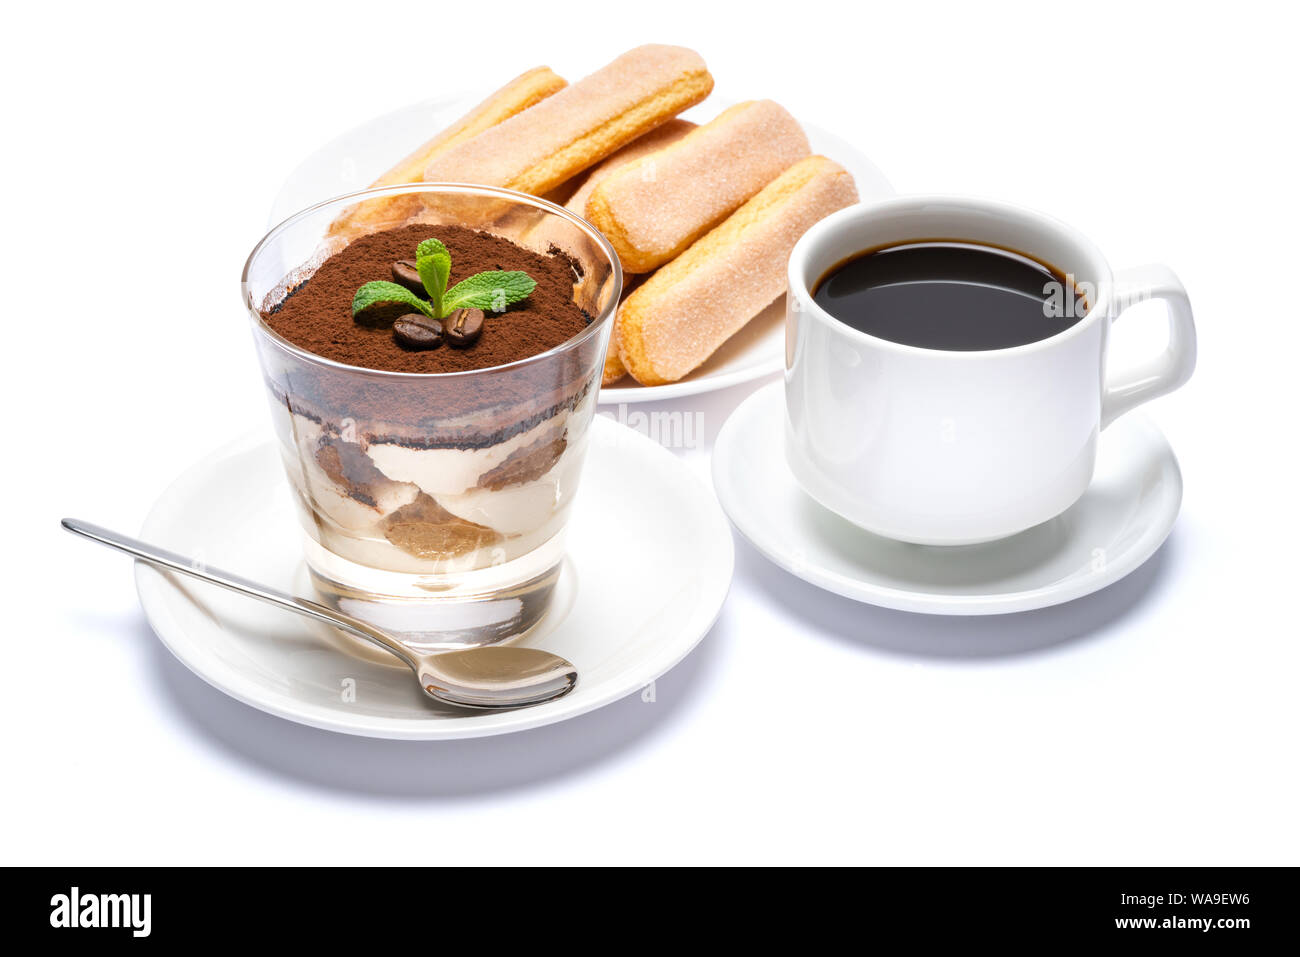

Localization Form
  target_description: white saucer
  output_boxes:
[712,382,1182,615]
[136,416,733,739]
[269,90,895,405]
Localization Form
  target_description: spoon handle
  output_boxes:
[60,518,417,669]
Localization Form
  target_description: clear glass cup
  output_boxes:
[241,184,621,652]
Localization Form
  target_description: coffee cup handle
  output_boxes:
[1100,263,1197,429]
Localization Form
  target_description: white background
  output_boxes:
[4,0,1297,865]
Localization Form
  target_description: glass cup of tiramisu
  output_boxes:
[242,184,621,651]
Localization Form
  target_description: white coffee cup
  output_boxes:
[784,195,1196,545]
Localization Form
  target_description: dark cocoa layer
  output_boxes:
[268,377,592,451]
[255,223,603,441]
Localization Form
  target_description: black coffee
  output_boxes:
[812,242,1086,351]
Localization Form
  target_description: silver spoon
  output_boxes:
[61,518,578,710]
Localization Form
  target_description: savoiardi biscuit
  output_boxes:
[586,99,810,273]
[617,156,859,386]
[421,45,713,199]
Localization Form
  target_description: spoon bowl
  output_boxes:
[418,646,578,708]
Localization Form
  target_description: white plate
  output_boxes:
[268,91,894,405]
[712,382,1182,615]
[136,416,733,739]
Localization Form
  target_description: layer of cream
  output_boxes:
[266,391,592,575]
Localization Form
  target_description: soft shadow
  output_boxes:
[737,530,1180,660]
[796,493,1081,585]
[141,609,726,801]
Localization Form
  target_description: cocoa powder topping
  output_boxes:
[263,224,590,374]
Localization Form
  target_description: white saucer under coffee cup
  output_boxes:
[784,195,1197,546]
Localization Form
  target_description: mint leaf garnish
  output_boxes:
[416,237,449,261]
[415,238,451,317]
[351,239,536,336]
[352,281,434,319]
[443,271,536,314]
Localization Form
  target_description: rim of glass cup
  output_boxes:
[241,182,623,379]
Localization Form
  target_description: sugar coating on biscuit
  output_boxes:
[422,45,713,195]
[589,100,810,271]
[618,156,859,385]
[564,119,697,215]
[524,120,697,258]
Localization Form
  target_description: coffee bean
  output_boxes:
[393,314,443,350]
[445,308,485,348]
[391,260,425,296]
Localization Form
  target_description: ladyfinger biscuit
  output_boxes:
[600,274,650,385]
[587,100,810,273]
[617,156,858,386]
[379,67,567,187]
[521,120,696,260]
[421,45,713,199]
[603,327,628,385]
[549,123,694,387]
[563,119,696,217]
[329,67,567,237]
